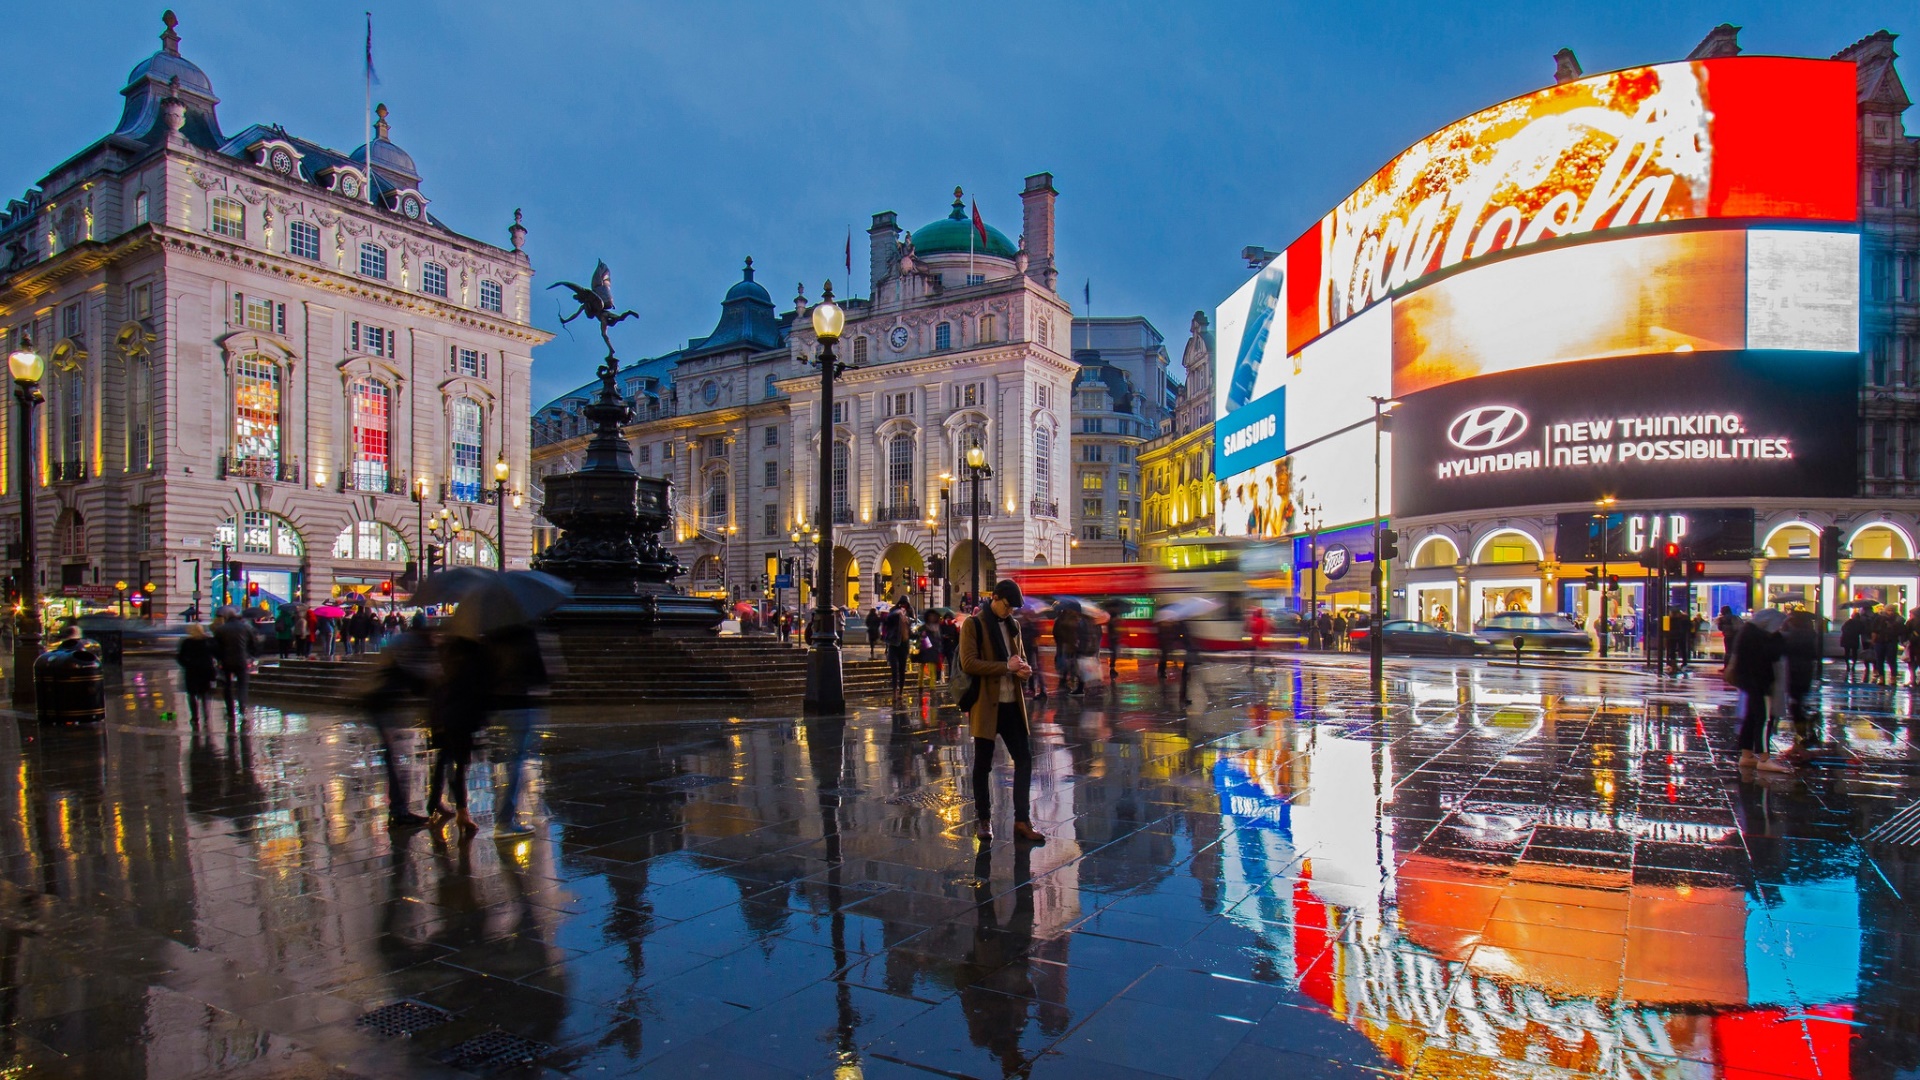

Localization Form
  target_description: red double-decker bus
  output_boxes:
[1005,563,1160,651]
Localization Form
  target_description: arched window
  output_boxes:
[831,441,851,521]
[349,378,392,492]
[705,469,729,519]
[888,434,916,512]
[450,397,483,501]
[210,197,245,239]
[216,511,304,557]
[232,353,281,478]
[1034,427,1052,503]
[1850,524,1914,560]
[332,520,410,562]
[132,191,150,226]
[127,357,152,471]
[1763,524,1818,559]
[58,367,84,475]
[765,372,777,397]
[447,528,498,568]
[1413,536,1461,569]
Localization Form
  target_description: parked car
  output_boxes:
[1473,611,1594,652]
[1365,619,1496,656]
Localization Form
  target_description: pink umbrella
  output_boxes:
[313,604,348,619]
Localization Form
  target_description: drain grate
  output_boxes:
[849,880,893,892]
[354,1000,452,1039]
[885,786,955,808]
[436,1029,553,1072]
[649,774,728,791]
[1865,801,1920,846]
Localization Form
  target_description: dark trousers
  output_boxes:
[887,644,909,694]
[428,749,469,812]
[1737,689,1772,754]
[372,710,409,815]
[973,701,1033,824]
[221,667,248,718]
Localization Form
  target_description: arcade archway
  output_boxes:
[834,547,861,609]
[951,539,998,600]
[879,543,927,607]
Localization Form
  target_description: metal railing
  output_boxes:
[831,507,856,525]
[220,454,302,483]
[341,469,407,495]
[49,461,86,483]
[1029,499,1059,519]
[876,503,922,522]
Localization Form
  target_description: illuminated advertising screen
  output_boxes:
[1283,57,1855,354]
[1390,351,1856,518]
[1552,508,1757,562]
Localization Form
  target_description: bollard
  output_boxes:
[1512,636,1526,668]
[33,640,106,724]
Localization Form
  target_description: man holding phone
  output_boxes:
[958,579,1044,844]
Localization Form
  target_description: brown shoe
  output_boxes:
[1013,822,1046,845]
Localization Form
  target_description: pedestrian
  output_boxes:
[912,614,941,691]
[363,615,434,828]
[1179,618,1201,705]
[210,606,256,721]
[1077,606,1102,690]
[1839,609,1865,681]
[885,597,914,700]
[487,620,549,837]
[318,610,336,659]
[1019,613,1046,699]
[1246,605,1269,668]
[1780,609,1823,756]
[174,623,217,726]
[293,603,312,658]
[427,631,488,836]
[866,606,882,659]
[1156,618,1175,679]
[1872,610,1900,685]
[273,603,295,659]
[1331,611,1348,651]
[1729,609,1790,774]
[1105,614,1121,676]
[1906,609,1920,688]
[1053,601,1083,696]
[940,614,960,679]
[1316,609,1334,651]
[958,579,1044,844]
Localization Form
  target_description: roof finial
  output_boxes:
[742,256,755,281]
[160,9,181,55]
[508,208,527,253]
[374,102,390,141]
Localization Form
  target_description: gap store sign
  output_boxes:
[1215,386,1286,481]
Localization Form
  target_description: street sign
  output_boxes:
[775,574,793,588]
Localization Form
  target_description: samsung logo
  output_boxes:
[1223,414,1279,456]
[1447,405,1529,452]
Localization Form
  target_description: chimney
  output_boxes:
[1553,48,1583,84]
[1686,23,1742,59]
[1020,173,1058,290]
[868,211,898,296]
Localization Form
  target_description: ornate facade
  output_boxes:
[1067,316,1171,562]
[0,15,545,616]
[1140,311,1217,562]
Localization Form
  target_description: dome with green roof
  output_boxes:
[911,188,1018,259]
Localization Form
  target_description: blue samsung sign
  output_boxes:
[1215,387,1286,479]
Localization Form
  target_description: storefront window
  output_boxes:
[1849,525,1912,561]
[1763,524,1816,559]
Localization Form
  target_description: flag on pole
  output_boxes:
[365,12,379,85]
[364,12,378,206]
[845,227,852,286]
[970,200,989,246]
[1084,279,1091,313]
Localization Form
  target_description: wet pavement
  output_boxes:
[0,654,1915,1079]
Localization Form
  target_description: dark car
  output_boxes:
[1368,619,1495,656]
[1473,612,1594,653]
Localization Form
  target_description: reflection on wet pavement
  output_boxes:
[0,655,1914,1078]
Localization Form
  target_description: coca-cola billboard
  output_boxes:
[1282,57,1856,354]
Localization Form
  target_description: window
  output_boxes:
[353,322,395,358]
[289,220,320,261]
[1036,384,1049,408]
[764,460,779,487]
[63,303,83,342]
[764,503,780,537]
[635,444,651,465]
[1082,473,1104,490]
[131,283,152,319]
[1082,498,1104,518]
[59,368,84,472]
[831,402,847,424]
[955,381,984,409]
[132,191,149,225]
[1034,428,1052,502]
[133,505,152,552]
[127,357,152,471]
[1873,253,1892,300]
[765,372,777,397]
[1908,423,1920,481]
[210,197,245,239]
[1118,446,1133,464]
[935,322,952,349]
[1083,444,1104,462]
[765,426,779,447]
[1872,169,1889,208]
[887,392,912,417]
[450,397,484,501]
[1118,473,1132,493]
[479,279,503,313]
[349,378,392,492]
[852,337,868,365]
[447,528,499,569]
[966,274,985,286]
[234,353,282,475]
[1037,316,1051,348]
[1901,253,1917,302]
[1118,501,1131,518]
[1903,169,1918,209]
[454,347,482,377]
[888,434,915,508]
[244,296,276,332]
[422,262,448,298]
[58,512,86,557]
[979,315,996,343]
[1872,423,1888,478]
[333,521,408,562]
[706,436,726,459]
[705,471,728,517]
[831,441,851,520]
[359,242,387,279]
[1872,336,1890,385]
[1082,418,1103,434]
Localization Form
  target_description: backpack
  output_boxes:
[887,609,911,646]
[950,617,982,710]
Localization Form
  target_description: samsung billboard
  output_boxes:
[1212,55,1859,535]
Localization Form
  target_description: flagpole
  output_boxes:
[364,12,374,206]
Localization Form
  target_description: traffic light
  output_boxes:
[1638,547,1661,570]
[1606,574,1619,589]
[246,581,260,600]
[929,555,946,579]
[401,560,418,589]
[1661,542,1682,576]
[1688,561,1705,578]
[916,574,929,591]
[379,579,393,597]
[1583,567,1600,591]
[1819,525,1843,574]
[1378,529,1399,561]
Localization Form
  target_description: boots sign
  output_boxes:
[1393,350,1855,518]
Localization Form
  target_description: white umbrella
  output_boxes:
[1154,596,1224,623]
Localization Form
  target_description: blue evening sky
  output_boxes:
[3,2,1909,404]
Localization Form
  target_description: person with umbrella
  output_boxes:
[1052,600,1084,697]
[1730,608,1790,774]
[175,623,217,726]
[1101,599,1126,677]
[865,605,882,659]
[211,605,256,722]
[361,613,435,828]
[1840,605,1868,681]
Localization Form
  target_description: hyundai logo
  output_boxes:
[1447,405,1529,452]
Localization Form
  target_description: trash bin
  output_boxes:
[34,641,105,724]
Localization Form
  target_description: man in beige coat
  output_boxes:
[959,579,1045,844]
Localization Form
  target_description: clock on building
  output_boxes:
[340,175,362,199]
[268,148,295,176]
[401,196,422,220]
[888,325,911,352]
[702,380,719,406]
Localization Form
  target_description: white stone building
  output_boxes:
[0,15,546,617]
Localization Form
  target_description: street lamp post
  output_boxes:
[493,456,510,569]
[938,478,953,607]
[142,581,156,623]
[1304,503,1322,649]
[963,439,993,605]
[413,475,431,585]
[1593,495,1615,658]
[114,580,128,619]
[803,283,846,713]
[8,335,43,704]
[1368,395,1400,690]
